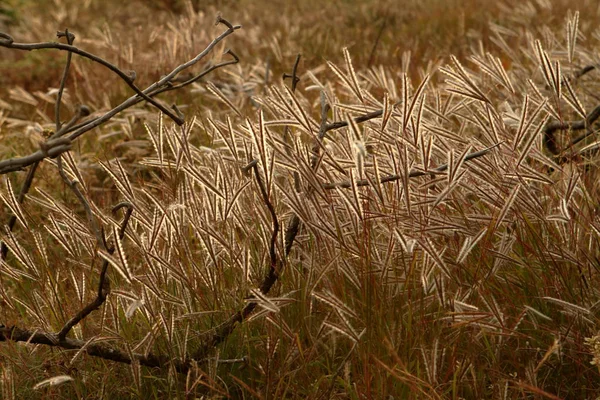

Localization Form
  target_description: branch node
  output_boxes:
[215,15,234,30]
[56,29,75,44]
[127,70,137,83]
[171,104,185,121]
[241,159,258,176]
[39,137,72,158]
[224,48,239,63]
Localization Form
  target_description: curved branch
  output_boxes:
[57,202,133,341]
[0,34,183,125]
[0,18,241,175]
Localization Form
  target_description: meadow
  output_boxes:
[1,0,600,398]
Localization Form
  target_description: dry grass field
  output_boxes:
[2,0,600,398]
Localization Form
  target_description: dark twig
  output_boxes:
[322,143,501,190]
[282,54,302,192]
[252,164,279,293]
[193,159,280,360]
[0,324,239,373]
[0,34,183,125]
[572,64,596,80]
[1,325,189,372]
[148,49,240,97]
[57,201,133,341]
[0,18,240,175]
[558,64,597,88]
[57,50,239,137]
[194,91,331,359]
[55,29,75,132]
[282,54,301,92]
[544,104,600,155]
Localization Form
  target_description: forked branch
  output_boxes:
[0,17,241,175]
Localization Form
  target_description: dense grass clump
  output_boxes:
[1,0,600,398]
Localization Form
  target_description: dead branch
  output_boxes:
[0,18,240,175]
[0,32,183,125]
[57,202,133,341]
[0,16,241,373]
[544,104,600,155]
[55,29,75,132]
[193,87,336,361]
[323,143,501,189]
[0,325,186,371]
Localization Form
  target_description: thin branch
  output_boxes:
[0,161,39,260]
[0,33,183,125]
[57,202,133,341]
[251,161,279,293]
[544,104,600,155]
[322,143,501,190]
[0,324,242,373]
[194,89,330,360]
[193,158,280,360]
[55,29,75,132]
[282,54,302,192]
[0,18,240,175]
[573,64,596,80]
[192,56,309,359]
[148,49,240,96]
[56,50,239,137]
[1,325,189,372]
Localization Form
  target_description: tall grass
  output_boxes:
[1,0,600,398]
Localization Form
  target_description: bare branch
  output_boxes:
[1,325,188,372]
[0,162,39,260]
[323,143,501,189]
[57,202,133,341]
[544,104,600,155]
[0,33,184,125]
[282,54,301,92]
[0,18,240,175]
[55,29,75,132]
[148,49,240,96]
